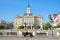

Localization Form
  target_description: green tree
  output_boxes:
[53,24,60,28]
[0,24,4,29]
[35,25,41,29]
[57,24,60,28]
[44,22,52,30]
[53,26,57,28]
[9,22,13,29]
[18,25,24,29]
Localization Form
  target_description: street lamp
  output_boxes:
[48,14,54,37]
[24,23,26,30]
[51,27,53,37]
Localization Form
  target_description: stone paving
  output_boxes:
[0,36,60,40]
[0,29,60,40]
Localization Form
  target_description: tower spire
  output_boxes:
[27,0,31,14]
[28,0,30,7]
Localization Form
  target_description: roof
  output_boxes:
[28,4,30,7]
[53,12,60,17]
[24,13,33,16]
[15,15,42,19]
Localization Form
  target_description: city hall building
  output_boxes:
[14,4,43,30]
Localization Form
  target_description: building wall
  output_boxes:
[52,13,60,26]
[34,17,43,29]
[22,16,34,25]
[14,16,43,29]
[14,17,22,29]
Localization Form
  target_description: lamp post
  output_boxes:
[24,23,26,30]
[49,14,54,37]
[51,27,53,37]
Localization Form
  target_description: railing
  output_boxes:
[7,32,17,35]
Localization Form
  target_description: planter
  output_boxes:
[7,32,17,35]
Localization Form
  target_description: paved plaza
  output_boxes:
[0,29,60,40]
[0,36,60,40]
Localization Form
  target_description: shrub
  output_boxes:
[0,25,4,29]
[35,25,41,29]
[18,25,24,29]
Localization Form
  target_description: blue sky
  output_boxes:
[0,0,60,23]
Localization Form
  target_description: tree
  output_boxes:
[9,22,13,29]
[0,24,4,29]
[18,25,24,29]
[35,25,41,29]
[53,24,60,28]
[57,24,60,28]
[44,22,52,30]
[53,26,57,28]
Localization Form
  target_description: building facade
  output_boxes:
[51,12,60,26]
[0,20,9,29]
[14,5,43,30]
